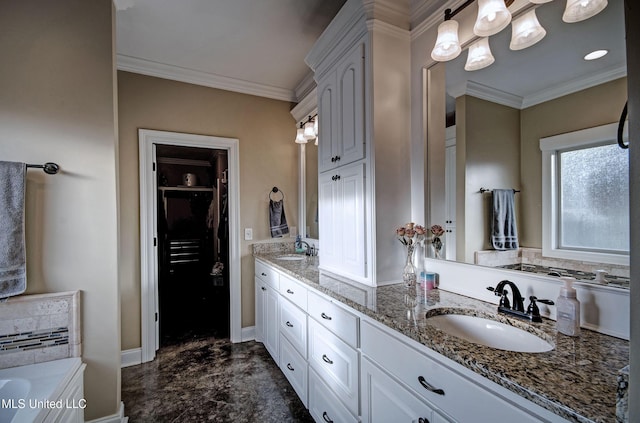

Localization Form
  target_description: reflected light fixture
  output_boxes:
[303,115,316,141]
[295,122,307,144]
[431,20,462,61]
[474,0,512,37]
[563,0,608,23]
[510,9,546,50]
[465,38,495,71]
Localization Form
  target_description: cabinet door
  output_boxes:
[255,277,266,343]
[336,162,366,279]
[264,283,279,361]
[318,72,339,172]
[444,144,456,261]
[362,357,446,423]
[319,170,341,271]
[336,42,365,167]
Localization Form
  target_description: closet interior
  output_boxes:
[156,145,229,346]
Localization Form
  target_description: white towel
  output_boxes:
[491,189,519,250]
[0,161,27,299]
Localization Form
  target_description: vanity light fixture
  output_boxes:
[510,9,546,50]
[562,0,608,23]
[465,37,495,71]
[474,0,512,37]
[584,49,608,60]
[303,115,316,141]
[431,20,462,61]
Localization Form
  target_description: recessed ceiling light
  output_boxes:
[584,50,608,61]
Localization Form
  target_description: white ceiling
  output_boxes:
[115,0,347,102]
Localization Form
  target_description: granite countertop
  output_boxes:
[253,247,629,423]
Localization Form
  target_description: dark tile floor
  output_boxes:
[122,336,315,422]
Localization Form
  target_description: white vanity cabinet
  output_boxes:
[255,260,280,362]
[318,162,366,280]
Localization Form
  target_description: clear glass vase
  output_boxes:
[402,243,417,287]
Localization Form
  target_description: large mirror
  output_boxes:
[304,142,319,239]
[427,0,629,288]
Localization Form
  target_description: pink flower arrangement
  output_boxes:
[396,222,426,246]
[430,224,445,237]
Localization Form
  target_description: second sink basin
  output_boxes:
[426,313,553,353]
[275,255,305,261]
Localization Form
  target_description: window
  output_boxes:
[540,122,629,265]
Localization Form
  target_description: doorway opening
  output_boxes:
[156,145,229,346]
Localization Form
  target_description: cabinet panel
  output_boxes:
[256,259,279,288]
[255,277,265,342]
[308,290,359,348]
[337,42,365,167]
[309,368,359,423]
[362,357,447,423]
[264,282,279,361]
[319,171,341,270]
[318,72,339,172]
[308,318,359,415]
[279,296,308,357]
[279,274,308,311]
[279,334,309,408]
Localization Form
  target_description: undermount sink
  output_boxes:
[275,255,305,261]
[426,313,553,353]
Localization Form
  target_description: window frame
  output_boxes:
[540,122,629,266]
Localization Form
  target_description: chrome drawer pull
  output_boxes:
[322,411,333,423]
[418,376,445,396]
[321,312,332,320]
[322,354,333,364]
[286,321,293,328]
[286,289,294,294]
[287,363,294,371]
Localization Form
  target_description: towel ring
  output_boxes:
[269,187,284,202]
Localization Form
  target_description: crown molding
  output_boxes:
[117,54,296,102]
[291,88,318,123]
[362,0,410,29]
[522,65,627,108]
[366,19,411,41]
[449,80,524,109]
[294,71,317,102]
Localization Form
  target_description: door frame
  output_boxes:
[139,129,241,363]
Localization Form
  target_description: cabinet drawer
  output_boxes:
[255,259,279,289]
[308,290,358,348]
[309,368,358,423]
[279,334,308,407]
[279,274,308,311]
[308,318,359,415]
[279,296,307,357]
[361,320,554,423]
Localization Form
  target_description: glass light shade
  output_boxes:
[474,0,512,37]
[562,0,607,23]
[529,0,552,3]
[510,9,546,50]
[465,38,495,71]
[431,20,462,62]
[314,137,318,146]
[313,117,318,136]
[295,127,307,144]
[303,120,315,140]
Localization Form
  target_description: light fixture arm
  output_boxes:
[444,0,514,21]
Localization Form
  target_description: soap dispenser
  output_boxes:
[556,277,580,337]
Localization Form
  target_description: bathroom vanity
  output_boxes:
[253,248,628,423]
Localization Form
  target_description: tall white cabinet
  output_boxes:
[444,126,456,261]
[307,0,412,286]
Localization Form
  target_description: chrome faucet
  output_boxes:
[487,280,554,322]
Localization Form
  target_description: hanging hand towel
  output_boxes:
[269,199,289,238]
[0,161,27,299]
[491,189,519,250]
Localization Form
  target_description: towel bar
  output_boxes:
[479,187,520,194]
[27,162,59,175]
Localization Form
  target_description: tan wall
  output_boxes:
[0,1,120,420]
[520,77,627,247]
[305,144,319,239]
[118,71,298,350]
[460,96,521,263]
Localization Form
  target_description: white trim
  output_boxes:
[448,80,524,109]
[290,91,318,124]
[139,130,242,364]
[86,402,127,423]
[540,122,630,266]
[366,19,411,41]
[117,54,295,102]
[121,348,142,368]
[241,326,256,342]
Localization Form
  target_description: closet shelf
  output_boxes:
[159,186,214,192]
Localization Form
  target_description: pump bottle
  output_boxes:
[556,277,580,336]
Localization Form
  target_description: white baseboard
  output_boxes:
[241,326,255,342]
[87,401,127,423]
[121,348,142,368]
